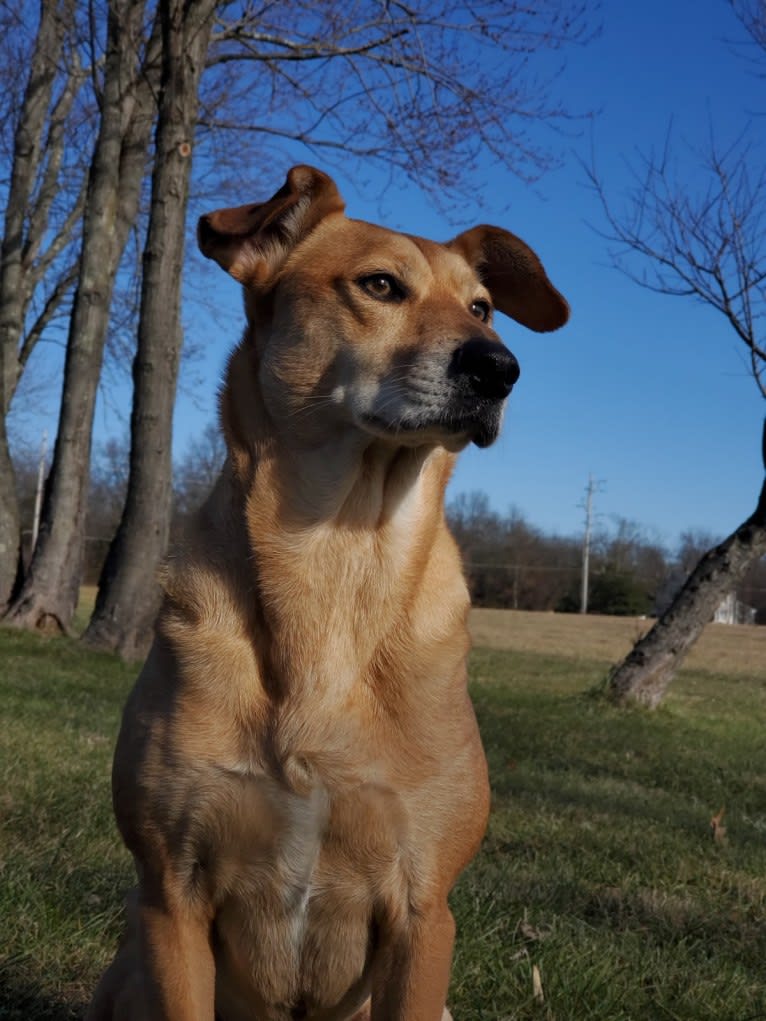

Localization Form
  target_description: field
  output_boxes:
[469,607,764,676]
[1,611,765,1020]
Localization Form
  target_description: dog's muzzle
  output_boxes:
[358,337,519,450]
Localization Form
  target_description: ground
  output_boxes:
[1,609,765,1020]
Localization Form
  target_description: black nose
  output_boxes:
[448,338,520,400]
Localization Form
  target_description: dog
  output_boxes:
[87,165,569,1021]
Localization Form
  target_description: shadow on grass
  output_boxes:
[0,859,129,1021]
[0,969,86,1021]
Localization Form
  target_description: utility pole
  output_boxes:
[31,430,48,553]
[580,474,595,614]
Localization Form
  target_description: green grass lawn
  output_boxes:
[1,627,765,1020]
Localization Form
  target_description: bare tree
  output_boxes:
[0,0,91,609]
[199,1,594,200]
[5,0,162,632]
[172,421,227,523]
[83,0,217,657]
[83,437,131,582]
[446,493,586,611]
[587,126,766,707]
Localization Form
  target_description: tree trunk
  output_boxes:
[4,0,160,633]
[608,423,766,708]
[0,0,71,610]
[0,411,22,607]
[83,0,216,658]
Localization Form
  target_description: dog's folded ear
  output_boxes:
[449,226,569,333]
[198,166,345,286]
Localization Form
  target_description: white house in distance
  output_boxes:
[714,592,757,626]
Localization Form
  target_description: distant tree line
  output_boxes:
[11,433,766,624]
[446,491,766,623]
[13,424,224,585]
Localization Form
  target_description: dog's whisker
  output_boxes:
[286,396,339,418]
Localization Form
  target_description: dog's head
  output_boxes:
[198,166,569,452]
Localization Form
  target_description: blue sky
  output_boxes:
[15,0,766,551]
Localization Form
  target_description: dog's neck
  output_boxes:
[255,435,441,528]
[221,336,456,531]
[218,346,465,699]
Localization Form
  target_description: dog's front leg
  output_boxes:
[370,905,455,1021]
[138,883,216,1021]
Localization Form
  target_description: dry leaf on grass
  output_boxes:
[710,806,727,844]
[532,963,544,1004]
[518,909,553,943]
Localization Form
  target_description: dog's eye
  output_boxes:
[358,274,405,302]
[470,300,491,323]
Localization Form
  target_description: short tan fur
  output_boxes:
[87,166,569,1021]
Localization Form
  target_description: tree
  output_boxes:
[587,121,766,705]
[7,431,46,567]
[172,421,227,525]
[197,1,593,198]
[0,0,91,609]
[557,518,666,616]
[84,437,130,583]
[83,0,217,657]
[588,568,652,617]
[447,493,586,611]
[5,0,162,632]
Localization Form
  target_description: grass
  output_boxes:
[0,630,135,1018]
[469,607,765,677]
[1,614,765,1020]
[71,585,98,636]
[452,644,766,1021]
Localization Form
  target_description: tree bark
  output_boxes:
[0,411,22,608]
[83,0,216,658]
[4,0,160,633]
[607,421,766,708]
[0,0,72,610]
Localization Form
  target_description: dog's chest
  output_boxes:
[205,747,410,1015]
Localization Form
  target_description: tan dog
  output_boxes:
[87,166,569,1021]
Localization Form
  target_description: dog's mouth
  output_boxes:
[355,339,517,450]
[349,339,519,451]
[361,399,505,450]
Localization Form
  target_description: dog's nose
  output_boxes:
[449,338,520,399]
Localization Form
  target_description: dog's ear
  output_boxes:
[449,225,569,333]
[197,165,345,286]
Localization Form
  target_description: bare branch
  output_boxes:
[17,263,79,377]
[584,127,766,400]
[731,0,766,55]
[23,49,89,270]
[1,0,75,412]
[207,27,411,65]
[25,171,88,297]
[195,0,596,202]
